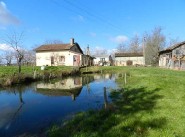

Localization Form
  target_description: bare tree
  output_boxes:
[22,50,36,66]
[116,43,127,53]
[144,27,166,66]
[4,31,25,73]
[3,51,14,66]
[92,47,108,56]
[128,35,142,53]
[168,37,179,47]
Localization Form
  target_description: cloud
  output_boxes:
[0,1,20,26]
[27,27,40,33]
[107,48,118,54]
[77,15,84,21]
[71,15,84,22]
[95,46,104,50]
[0,43,13,51]
[89,32,96,37]
[110,35,128,44]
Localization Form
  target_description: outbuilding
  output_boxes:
[115,52,144,66]
[159,41,185,70]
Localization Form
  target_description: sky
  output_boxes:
[0,0,185,54]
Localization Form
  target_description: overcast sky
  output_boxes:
[0,0,185,53]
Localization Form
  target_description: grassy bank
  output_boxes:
[0,66,79,87]
[48,66,185,137]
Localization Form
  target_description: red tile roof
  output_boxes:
[159,41,185,54]
[115,52,143,57]
[35,43,73,52]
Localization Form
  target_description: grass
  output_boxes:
[0,66,37,77]
[0,66,78,86]
[0,66,75,76]
[48,66,185,137]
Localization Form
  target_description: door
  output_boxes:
[73,55,80,66]
[126,60,133,66]
[51,56,54,65]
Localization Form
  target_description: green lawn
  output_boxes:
[0,66,36,76]
[0,65,75,77]
[49,66,185,137]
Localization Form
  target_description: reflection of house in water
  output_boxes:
[36,77,83,100]
[82,75,94,85]
[93,73,113,81]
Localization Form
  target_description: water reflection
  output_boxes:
[0,74,118,137]
[0,86,29,135]
[36,77,83,101]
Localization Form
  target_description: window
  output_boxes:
[176,49,180,55]
[59,56,65,63]
[51,56,54,65]
[100,58,105,62]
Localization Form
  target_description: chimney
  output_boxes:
[70,38,74,45]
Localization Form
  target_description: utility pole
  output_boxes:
[87,45,90,55]
[86,45,90,71]
[143,37,146,65]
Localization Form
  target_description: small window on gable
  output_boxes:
[176,49,180,55]
[59,56,65,62]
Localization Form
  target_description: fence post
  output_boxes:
[33,70,36,79]
[125,73,127,85]
[104,87,108,109]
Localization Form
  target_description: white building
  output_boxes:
[115,53,144,66]
[93,55,111,66]
[35,38,83,66]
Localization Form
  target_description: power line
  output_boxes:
[50,0,86,18]
[63,0,121,31]
[50,0,123,32]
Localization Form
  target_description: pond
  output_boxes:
[0,73,119,137]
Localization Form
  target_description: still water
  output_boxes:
[0,74,118,137]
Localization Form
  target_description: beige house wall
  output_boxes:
[36,51,82,66]
[37,77,82,90]
[115,56,144,66]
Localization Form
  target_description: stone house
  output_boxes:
[159,41,185,69]
[115,53,144,66]
[35,38,83,66]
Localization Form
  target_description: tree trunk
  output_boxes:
[18,62,21,73]
[18,54,23,74]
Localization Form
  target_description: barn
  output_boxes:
[159,41,185,70]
